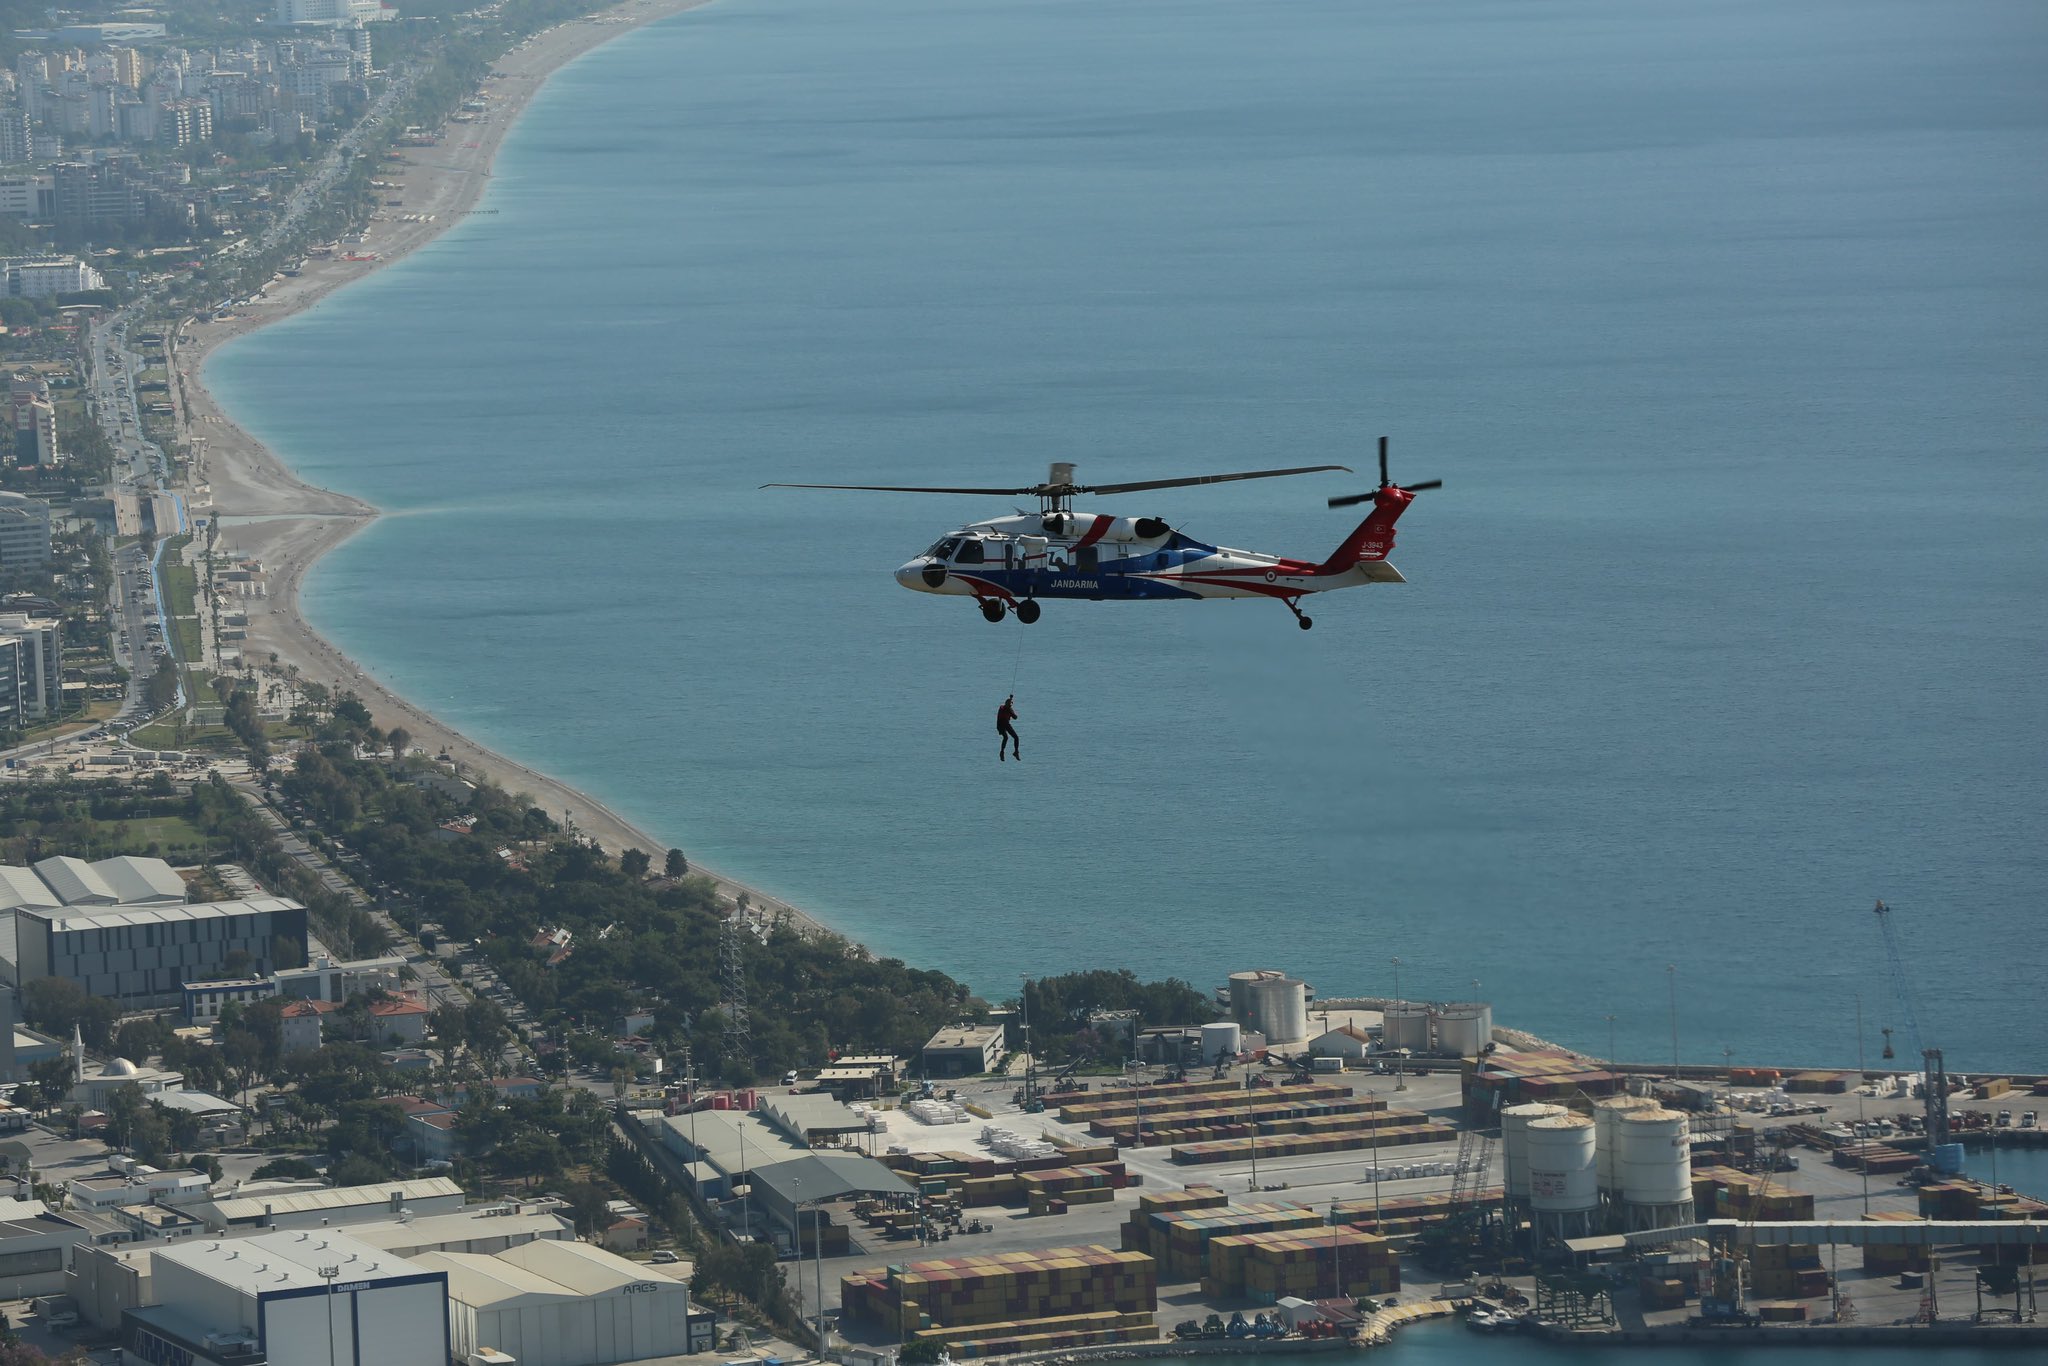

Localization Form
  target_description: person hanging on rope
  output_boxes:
[997,694,1021,762]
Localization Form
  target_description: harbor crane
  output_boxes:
[1873,900,1950,1151]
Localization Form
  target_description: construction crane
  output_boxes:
[1418,1095,1497,1274]
[1873,900,1950,1152]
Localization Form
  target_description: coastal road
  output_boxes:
[228,779,478,1014]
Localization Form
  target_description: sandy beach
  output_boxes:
[177,0,833,937]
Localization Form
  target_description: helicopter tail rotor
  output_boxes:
[1327,436,1442,507]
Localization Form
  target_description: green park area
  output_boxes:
[0,811,209,864]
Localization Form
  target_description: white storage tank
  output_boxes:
[1500,1102,1568,1203]
[1381,1002,1431,1054]
[1526,1113,1600,1241]
[1593,1095,1659,1194]
[1227,971,1266,1028]
[1618,1107,1694,1230]
[1433,1002,1493,1058]
[1200,1021,1242,1064]
[1245,976,1310,1044]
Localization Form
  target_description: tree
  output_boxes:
[664,848,687,878]
[620,848,650,878]
[387,726,411,760]
[253,1156,320,1181]
[562,1178,614,1238]
[331,1154,391,1186]
[22,976,119,1049]
[692,1241,793,1322]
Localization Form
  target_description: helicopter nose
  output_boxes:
[896,559,933,592]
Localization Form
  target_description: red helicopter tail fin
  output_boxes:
[1317,486,1414,573]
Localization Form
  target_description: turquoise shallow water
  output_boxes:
[207,0,2047,1078]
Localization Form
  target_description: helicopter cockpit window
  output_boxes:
[955,539,985,564]
[931,537,961,560]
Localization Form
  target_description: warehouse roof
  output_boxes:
[658,1108,804,1174]
[205,1176,463,1225]
[32,856,118,905]
[760,1092,868,1139]
[492,1238,671,1295]
[412,1249,582,1309]
[92,855,188,904]
[22,896,305,932]
[750,1153,914,1208]
[154,1229,418,1296]
[0,865,61,912]
[350,1205,574,1258]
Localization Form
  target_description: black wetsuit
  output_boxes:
[997,702,1020,760]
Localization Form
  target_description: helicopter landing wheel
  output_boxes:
[1297,615,1314,630]
[979,599,1006,623]
[1016,600,1042,625]
[1283,598,1313,630]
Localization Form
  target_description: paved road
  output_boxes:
[228,780,479,1016]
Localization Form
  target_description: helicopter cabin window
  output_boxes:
[954,539,985,564]
[931,537,961,560]
[1075,546,1099,571]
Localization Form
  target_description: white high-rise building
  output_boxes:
[0,612,61,718]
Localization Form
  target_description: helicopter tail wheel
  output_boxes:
[1016,600,1042,625]
[979,599,1005,623]
[1284,597,1313,630]
[1297,615,1314,631]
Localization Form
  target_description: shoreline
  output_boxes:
[179,0,836,941]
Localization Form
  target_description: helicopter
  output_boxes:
[766,437,1438,629]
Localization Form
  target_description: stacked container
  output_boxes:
[1859,1211,1932,1273]
[839,1244,1156,1337]
[1169,1118,1456,1165]
[1203,1226,1399,1302]
[1144,1201,1323,1281]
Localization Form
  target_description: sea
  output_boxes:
[206,0,2048,1095]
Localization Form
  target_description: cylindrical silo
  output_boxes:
[1200,1021,1242,1064]
[1228,971,1265,1028]
[1594,1095,1659,1194]
[1432,1002,1493,1058]
[1381,1002,1431,1054]
[1246,976,1309,1044]
[1618,1108,1694,1231]
[1526,1114,1599,1243]
[1500,1102,1568,1204]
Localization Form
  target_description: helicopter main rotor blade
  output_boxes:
[1080,464,1351,496]
[760,482,1038,496]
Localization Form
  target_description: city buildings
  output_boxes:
[921,1021,1007,1076]
[134,1230,449,1366]
[5,377,59,468]
[5,896,310,1006]
[0,613,63,719]
[181,951,410,1023]
[0,254,103,297]
[0,493,49,569]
